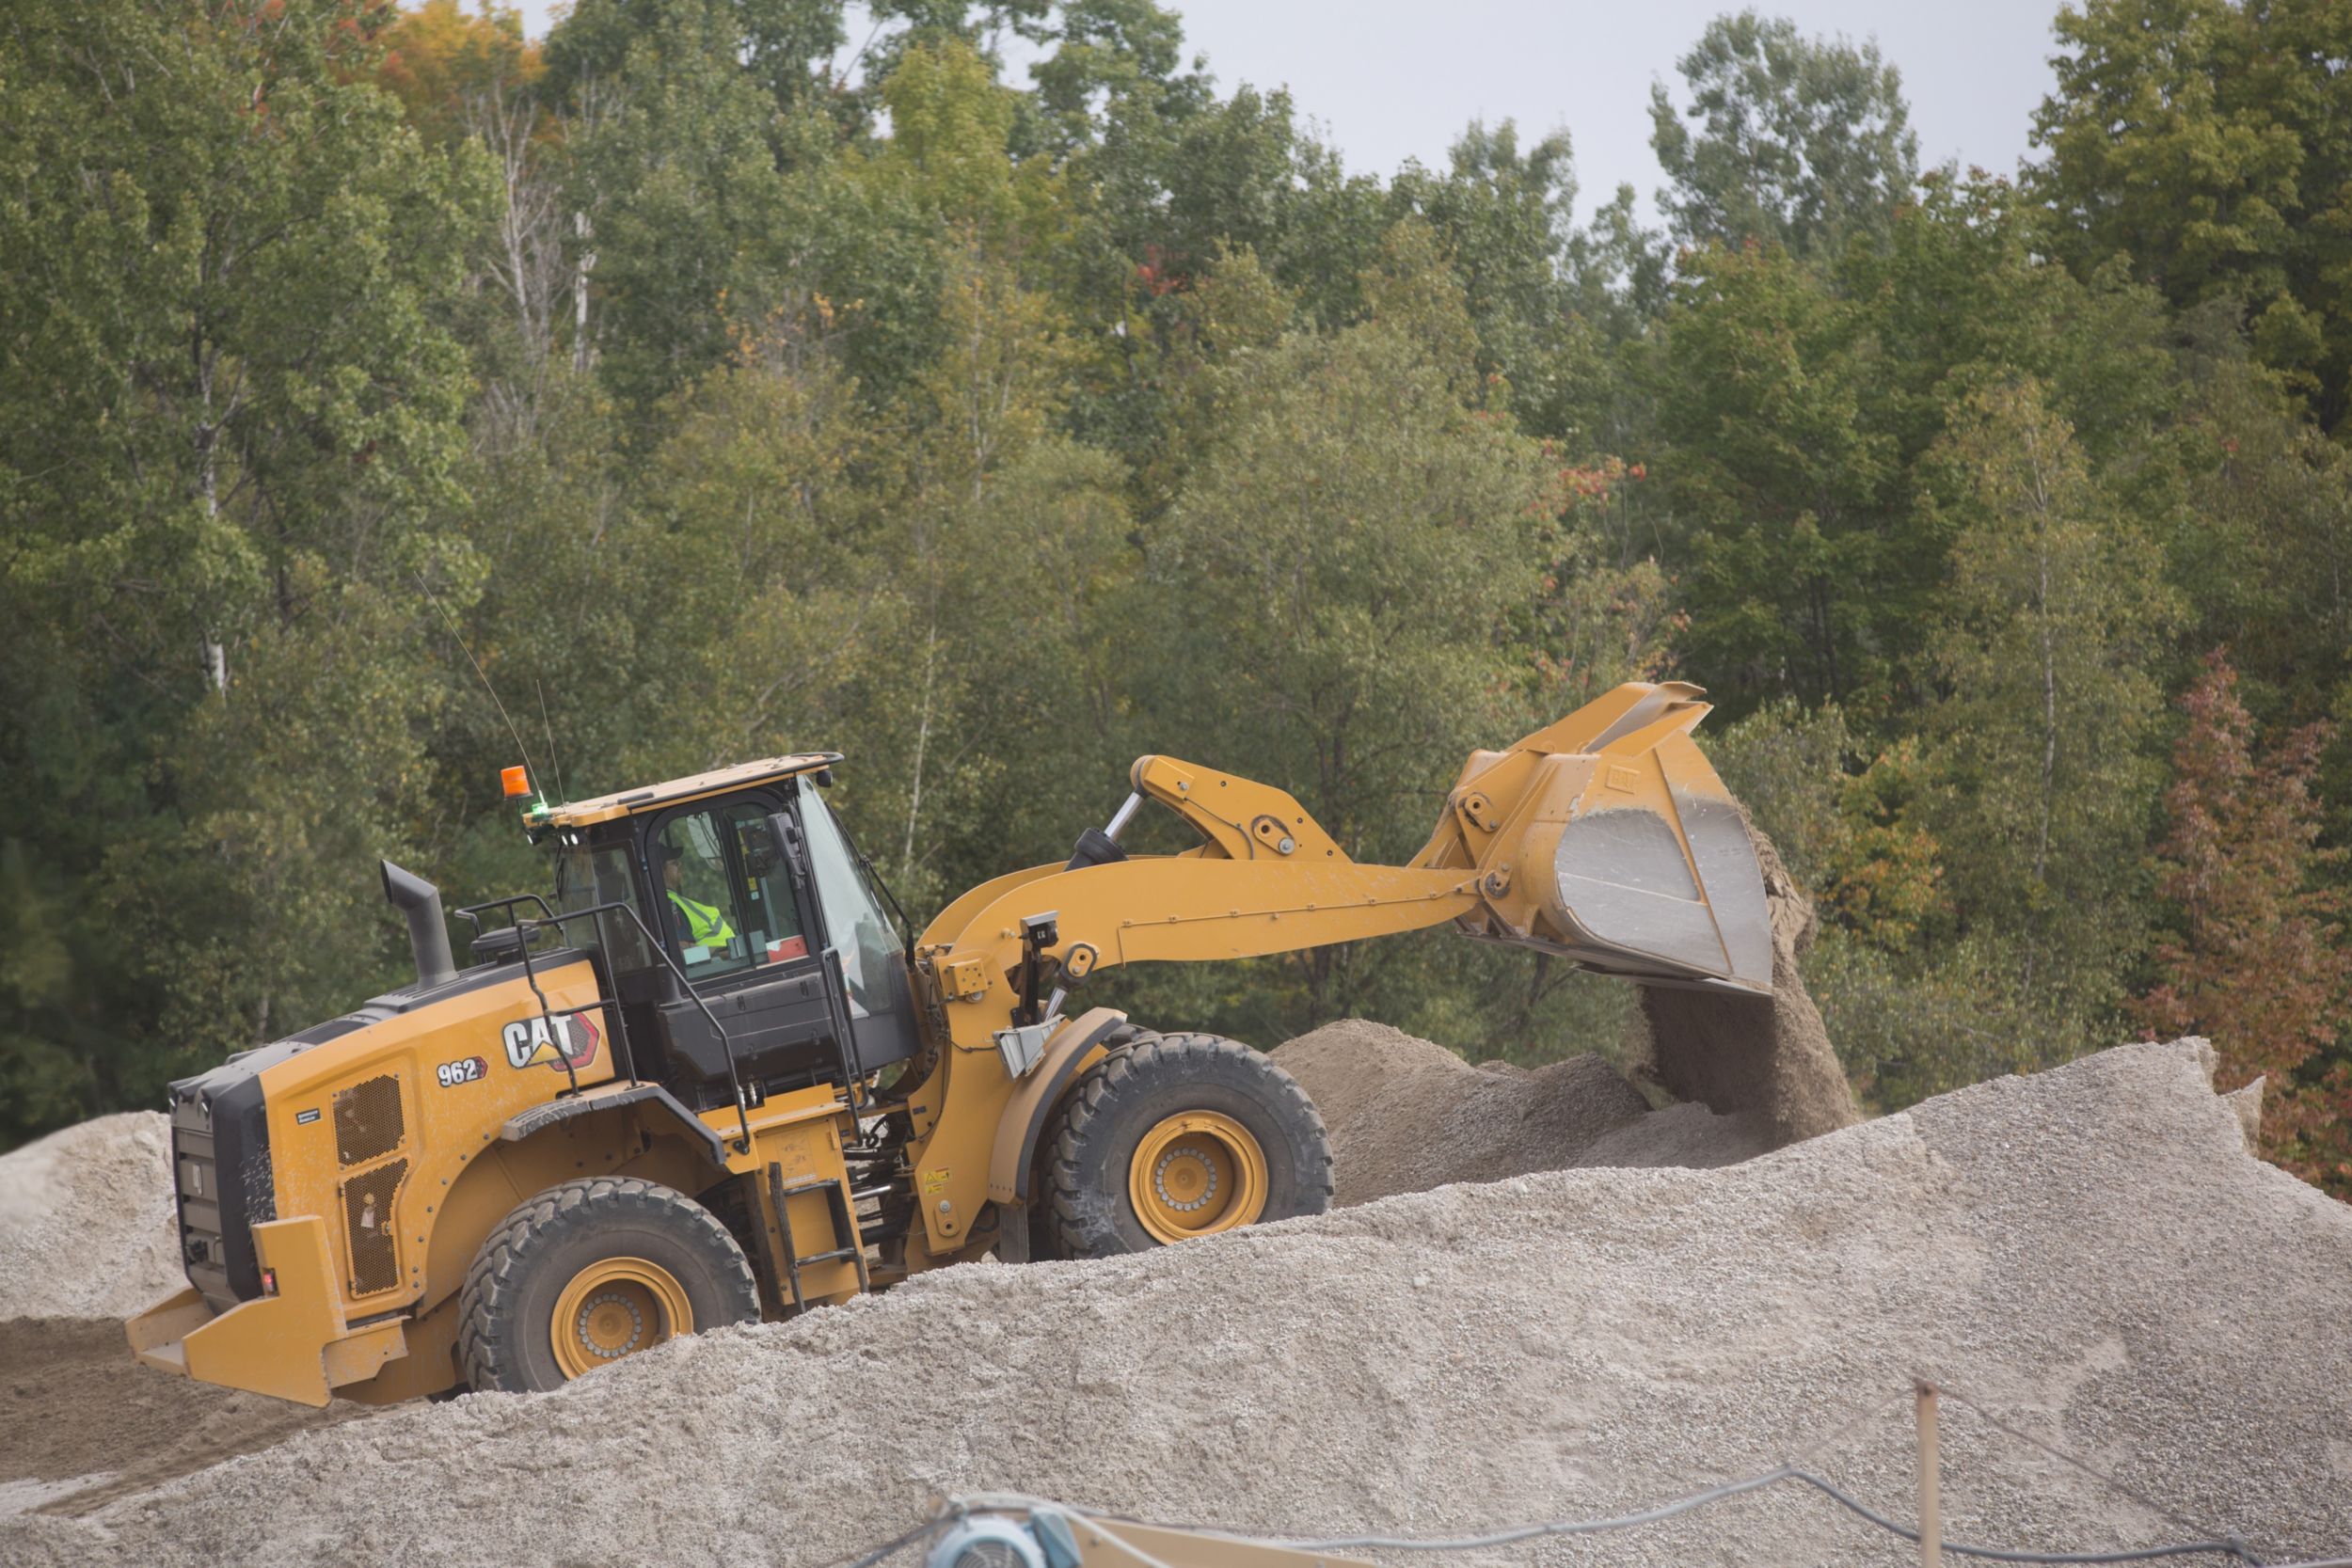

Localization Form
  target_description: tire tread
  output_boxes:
[1041,1031,1331,1259]
[456,1175,756,1393]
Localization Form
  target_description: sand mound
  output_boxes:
[1273,1021,1779,1203]
[8,1039,2344,1568]
[0,1113,183,1322]
[1635,814,1860,1142]
[1271,1022,1655,1202]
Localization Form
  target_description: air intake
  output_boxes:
[341,1159,408,1296]
[333,1074,405,1167]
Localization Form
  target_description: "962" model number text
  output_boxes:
[436,1056,488,1088]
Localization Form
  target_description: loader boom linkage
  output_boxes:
[920,680,1772,1055]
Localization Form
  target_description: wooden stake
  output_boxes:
[1916,1378,1943,1568]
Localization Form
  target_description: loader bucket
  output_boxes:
[1416,682,1774,994]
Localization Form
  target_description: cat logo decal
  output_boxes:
[500,1014,600,1073]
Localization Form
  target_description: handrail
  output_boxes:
[449,892,557,932]
[515,900,756,1154]
[817,946,863,1091]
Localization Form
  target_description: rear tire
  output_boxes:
[1042,1032,1331,1259]
[458,1176,758,1393]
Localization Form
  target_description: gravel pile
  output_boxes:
[0,1113,183,1322]
[8,1038,2344,1568]
[1271,1022,1772,1203]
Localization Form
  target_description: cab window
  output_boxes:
[655,803,806,978]
[552,841,656,973]
[794,777,900,1018]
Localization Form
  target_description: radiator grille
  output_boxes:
[341,1159,407,1296]
[334,1074,404,1166]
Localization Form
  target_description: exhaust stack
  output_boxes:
[380,861,457,991]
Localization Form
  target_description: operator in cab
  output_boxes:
[663,854,735,952]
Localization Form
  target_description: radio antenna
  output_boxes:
[414,571,539,789]
[535,679,568,805]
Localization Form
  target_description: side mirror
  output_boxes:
[767,812,806,879]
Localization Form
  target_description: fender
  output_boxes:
[985,1006,1132,1208]
[500,1080,728,1166]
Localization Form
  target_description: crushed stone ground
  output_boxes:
[4,1039,2344,1568]
[0,1320,362,1518]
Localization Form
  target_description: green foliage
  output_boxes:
[2032,0,2352,422]
[557,2,811,409]
[1643,238,1899,710]
[5,0,2351,1206]
[1649,9,1919,259]
[0,0,490,1130]
[1917,380,2180,1070]
[1131,268,1550,878]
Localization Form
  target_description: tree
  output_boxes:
[1921,380,2179,1065]
[1121,231,1558,1034]
[1641,238,1898,713]
[376,0,542,147]
[2166,340,2352,721]
[0,0,491,1114]
[1387,121,1585,431]
[1025,0,1204,157]
[545,0,848,113]
[1649,9,1919,260]
[552,0,824,410]
[2137,651,2351,1195]
[2032,0,2352,419]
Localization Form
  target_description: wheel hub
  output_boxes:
[1128,1111,1269,1244]
[578,1291,646,1359]
[1153,1146,1219,1212]
[548,1258,692,1380]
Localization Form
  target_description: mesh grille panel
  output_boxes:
[333,1074,404,1166]
[341,1159,407,1296]
[948,1543,1031,1568]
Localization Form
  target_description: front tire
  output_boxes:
[1041,1032,1332,1259]
[458,1177,759,1393]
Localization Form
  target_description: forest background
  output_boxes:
[4,0,2347,1195]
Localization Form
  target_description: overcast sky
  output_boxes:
[507,1,2068,226]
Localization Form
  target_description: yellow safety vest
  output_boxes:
[668,889,734,946]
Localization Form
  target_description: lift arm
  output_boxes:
[917,751,1480,1053]
[898,681,1773,1259]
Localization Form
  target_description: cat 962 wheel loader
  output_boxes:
[126,679,1770,1405]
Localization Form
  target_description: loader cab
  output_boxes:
[537,756,923,1113]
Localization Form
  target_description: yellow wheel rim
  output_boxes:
[1127,1111,1269,1244]
[548,1258,692,1380]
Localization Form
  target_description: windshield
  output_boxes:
[796,778,901,1016]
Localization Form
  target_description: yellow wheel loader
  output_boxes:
[127,680,1772,1405]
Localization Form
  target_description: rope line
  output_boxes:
[825,1375,2322,1568]
[1931,1379,2234,1547]
[887,1476,2265,1568]
[1259,1467,2259,1564]
[1788,1381,1919,1471]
